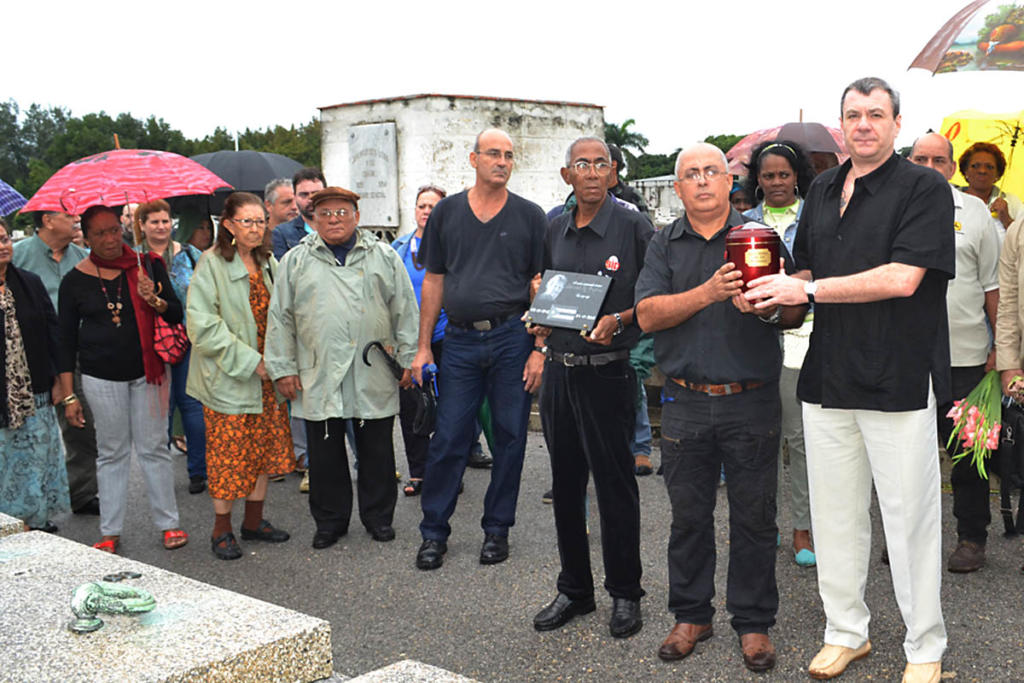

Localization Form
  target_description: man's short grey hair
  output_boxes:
[674,143,729,177]
[564,137,610,167]
[264,178,291,204]
[841,76,900,117]
[910,132,954,160]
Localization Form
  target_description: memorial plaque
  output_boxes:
[527,270,611,331]
[348,122,398,227]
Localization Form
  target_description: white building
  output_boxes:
[319,94,604,238]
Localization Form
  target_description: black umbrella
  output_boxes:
[189,150,304,193]
[363,341,437,436]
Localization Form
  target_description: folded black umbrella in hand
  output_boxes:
[362,341,436,435]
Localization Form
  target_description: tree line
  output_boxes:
[0,99,320,226]
[604,119,743,179]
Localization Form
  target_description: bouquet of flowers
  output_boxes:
[946,370,1003,479]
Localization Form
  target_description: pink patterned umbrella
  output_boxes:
[726,122,847,175]
[22,149,232,214]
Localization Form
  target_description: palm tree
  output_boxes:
[604,119,649,179]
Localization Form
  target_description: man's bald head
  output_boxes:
[474,128,514,153]
[675,142,729,178]
[909,132,956,181]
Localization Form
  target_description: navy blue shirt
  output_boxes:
[420,190,546,322]
[327,233,358,266]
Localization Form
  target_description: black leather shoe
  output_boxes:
[533,593,596,631]
[609,598,643,638]
[368,525,395,542]
[188,476,207,495]
[240,520,290,543]
[29,520,58,533]
[467,448,493,469]
[479,533,509,564]
[211,532,242,560]
[73,497,100,516]
[416,539,447,570]
[312,529,345,549]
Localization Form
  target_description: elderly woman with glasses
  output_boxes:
[959,141,1023,229]
[186,192,294,560]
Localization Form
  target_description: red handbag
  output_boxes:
[154,315,189,364]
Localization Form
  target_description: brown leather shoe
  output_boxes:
[658,622,713,661]
[947,540,985,573]
[740,632,776,672]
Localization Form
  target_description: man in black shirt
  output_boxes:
[531,138,652,639]
[635,142,806,673]
[412,128,547,571]
[744,77,953,682]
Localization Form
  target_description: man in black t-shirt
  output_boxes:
[531,138,652,640]
[744,77,953,682]
[412,129,547,571]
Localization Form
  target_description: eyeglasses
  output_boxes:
[571,160,613,176]
[231,218,267,228]
[317,208,352,219]
[478,149,514,162]
[679,168,728,184]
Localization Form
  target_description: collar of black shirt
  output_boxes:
[561,193,614,237]
[665,207,746,242]
[824,152,900,197]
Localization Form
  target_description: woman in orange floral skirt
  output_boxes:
[185,192,293,560]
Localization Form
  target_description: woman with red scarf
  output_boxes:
[57,205,188,554]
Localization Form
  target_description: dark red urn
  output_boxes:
[725,222,780,290]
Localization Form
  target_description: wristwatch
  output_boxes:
[758,308,782,325]
[533,344,548,355]
[612,312,624,336]
[804,280,818,305]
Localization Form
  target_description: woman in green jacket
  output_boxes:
[186,192,293,560]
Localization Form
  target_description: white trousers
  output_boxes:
[82,374,180,537]
[803,394,946,664]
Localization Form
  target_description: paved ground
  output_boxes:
[51,430,1024,682]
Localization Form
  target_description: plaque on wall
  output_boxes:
[348,122,398,227]
[527,270,611,331]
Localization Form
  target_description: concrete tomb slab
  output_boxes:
[0,532,332,682]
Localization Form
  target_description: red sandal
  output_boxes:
[163,528,189,550]
[93,537,119,554]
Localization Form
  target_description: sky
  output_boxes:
[8,0,1024,156]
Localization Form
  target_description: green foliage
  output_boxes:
[631,151,679,180]
[704,134,745,154]
[0,99,322,221]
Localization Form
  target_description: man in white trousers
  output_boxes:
[744,76,954,683]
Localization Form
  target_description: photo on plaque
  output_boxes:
[527,270,612,331]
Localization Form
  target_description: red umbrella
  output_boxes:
[726,122,847,174]
[22,149,232,214]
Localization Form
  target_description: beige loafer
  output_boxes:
[902,661,941,683]
[808,641,871,679]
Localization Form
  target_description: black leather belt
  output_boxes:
[547,349,630,367]
[447,311,521,331]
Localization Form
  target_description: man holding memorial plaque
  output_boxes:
[530,137,653,639]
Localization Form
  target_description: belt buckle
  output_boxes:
[562,353,578,367]
[472,320,492,331]
[721,383,736,396]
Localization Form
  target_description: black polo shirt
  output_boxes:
[793,153,955,411]
[634,208,794,384]
[544,196,654,354]
[420,190,547,322]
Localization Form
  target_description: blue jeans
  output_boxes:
[631,384,652,456]
[419,317,533,541]
[168,348,206,480]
